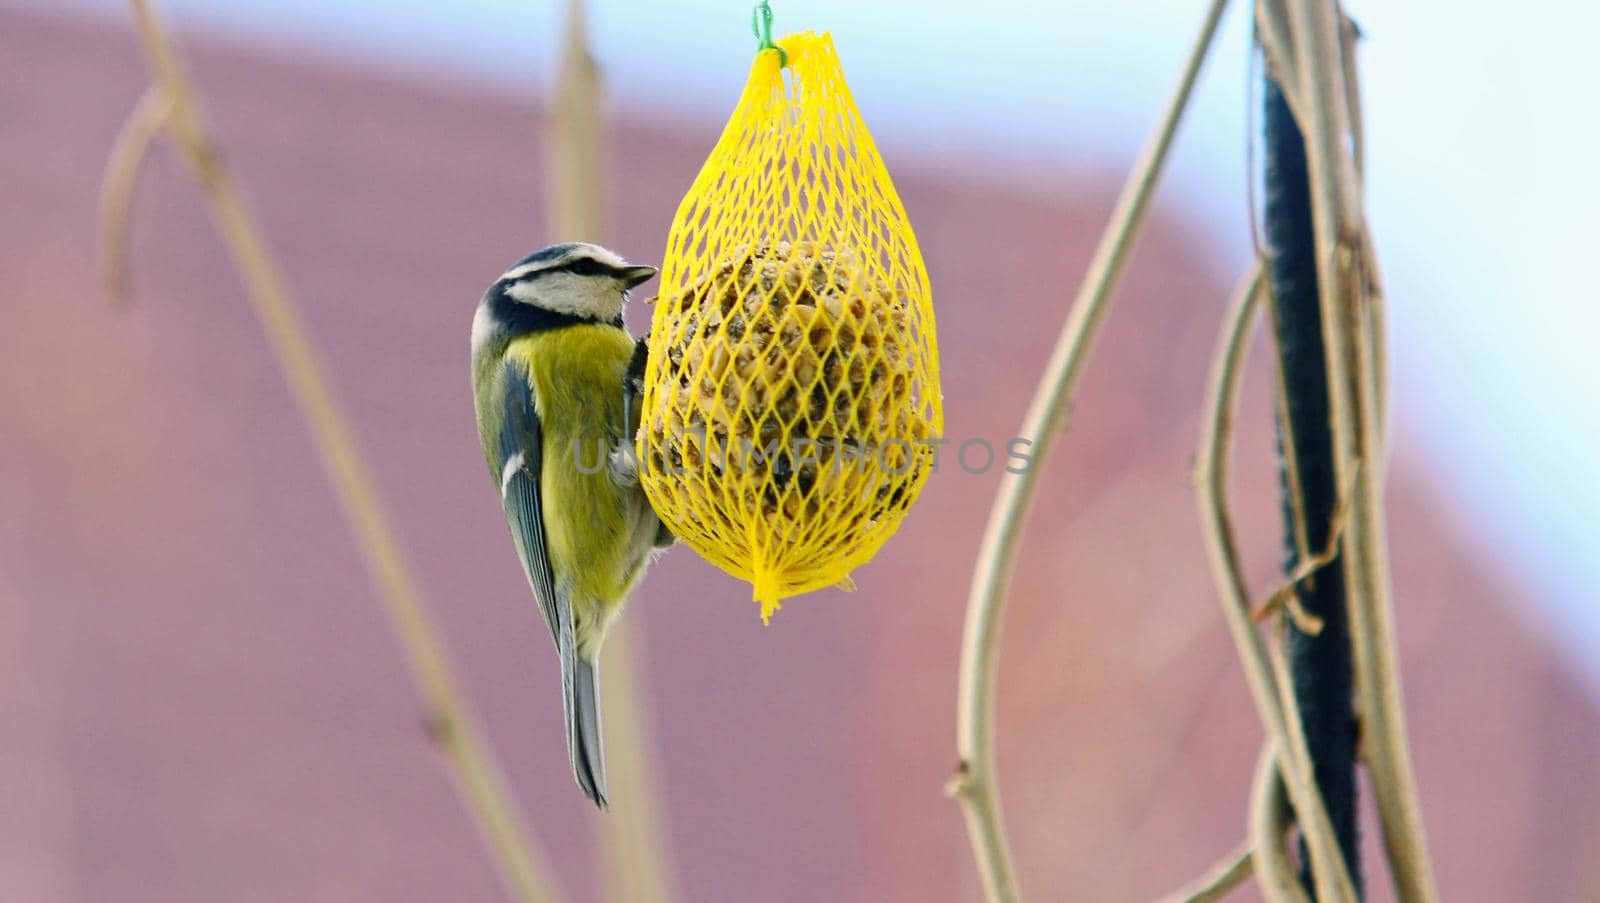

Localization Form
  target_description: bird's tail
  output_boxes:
[561,641,609,808]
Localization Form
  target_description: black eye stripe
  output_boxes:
[504,257,624,286]
[563,257,615,278]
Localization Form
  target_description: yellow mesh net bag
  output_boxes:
[638,27,943,621]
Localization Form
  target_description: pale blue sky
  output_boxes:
[36,0,1600,687]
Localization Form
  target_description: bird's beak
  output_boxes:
[621,265,658,288]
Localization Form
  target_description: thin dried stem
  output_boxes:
[1359,233,1389,441]
[1194,262,1356,901]
[1268,633,1337,849]
[949,1,1232,898]
[1255,0,1305,125]
[1285,0,1436,896]
[594,624,677,903]
[1158,841,1255,903]
[1271,4,1388,442]
[1337,14,1365,181]
[97,82,171,303]
[1346,246,1433,900]
[1256,586,1324,636]
[1249,462,1358,629]
[1284,1,1362,245]
[1344,23,1389,445]
[548,3,678,900]
[549,0,604,243]
[1249,746,1314,903]
[118,3,563,901]
[1339,25,1387,440]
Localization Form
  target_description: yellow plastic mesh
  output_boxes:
[638,31,943,621]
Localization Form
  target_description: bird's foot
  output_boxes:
[609,442,641,487]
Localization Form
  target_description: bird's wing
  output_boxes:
[497,358,564,650]
[498,360,603,804]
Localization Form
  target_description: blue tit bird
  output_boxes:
[470,242,673,808]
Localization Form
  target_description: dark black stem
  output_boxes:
[1261,74,1363,899]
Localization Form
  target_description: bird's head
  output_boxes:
[474,242,657,352]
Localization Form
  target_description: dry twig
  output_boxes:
[1282,0,1437,895]
[1254,0,1304,124]
[1337,13,1365,180]
[97,82,171,303]
[948,1,1232,898]
[1249,746,1314,903]
[1194,262,1356,901]
[547,3,679,901]
[111,3,564,901]
[1157,841,1255,903]
[1249,461,1359,631]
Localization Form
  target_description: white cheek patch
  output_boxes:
[506,271,623,321]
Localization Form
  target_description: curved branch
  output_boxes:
[1250,746,1313,903]
[1283,0,1437,895]
[1255,0,1302,117]
[97,82,171,303]
[948,1,1233,898]
[119,3,564,901]
[1194,262,1356,900]
[1157,841,1254,903]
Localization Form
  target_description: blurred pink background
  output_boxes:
[2,6,1596,901]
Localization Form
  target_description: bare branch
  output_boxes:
[548,0,604,243]
[594,625,678,903]
[547,7,678,900]
[1194,261,1357,901]
[1249,461,1360,629]
[950,1,1233,897]
[1338,13,1365,180]
[1157,841,1254,903]
[1249,746,1314,903]
[118,3,564,900]
[97,83,171,303]
[1254,0,1306,127]
[1285,0,1437,895]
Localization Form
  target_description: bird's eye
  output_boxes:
[564,258,612,278]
